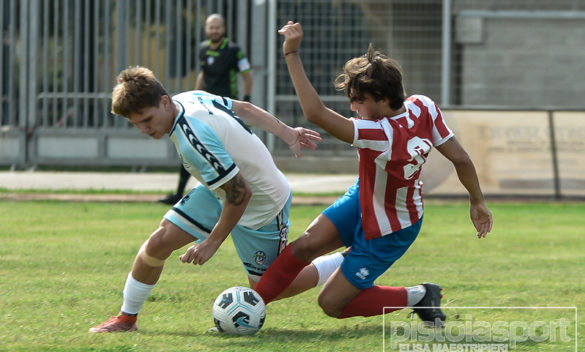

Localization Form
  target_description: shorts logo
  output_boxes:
[356,267,369,280]
[254,251,266,265]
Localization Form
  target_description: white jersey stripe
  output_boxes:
[373,166,391,235]
[395,186,414,229]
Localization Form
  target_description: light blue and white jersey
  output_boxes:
[169,90,291,229]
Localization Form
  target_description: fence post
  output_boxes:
[548,110,561,200]
[18,0,27,134]
[115,0,129,75]
[28,0,39,138]
[265,0,276,152]
[441,0,452,107]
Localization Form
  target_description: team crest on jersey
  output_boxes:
[254,251,266,265]
[207,56,215,65]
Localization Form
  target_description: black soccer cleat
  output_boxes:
[412,282,446,327]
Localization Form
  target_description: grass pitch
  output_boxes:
[0,200,583,351]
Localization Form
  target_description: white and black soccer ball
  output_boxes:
[212,286,266,335]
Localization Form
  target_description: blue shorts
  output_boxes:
[164,184,290,281]
[323,180,422,289]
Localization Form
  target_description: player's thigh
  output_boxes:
[291,184,361,261]
[292,214,345,262]
[162,184,222,241]
[145,220,197,258]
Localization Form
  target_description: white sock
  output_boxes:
[311,252,345,286]
[406,284,426,307]
[120,272,156,315]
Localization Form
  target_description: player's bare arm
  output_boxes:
[241,71,253,98]
[195,71,204,90]
[223,171,251,205]
[279,21,354,144]
[435,137,493,238]
[179,172,252,265]
[231,100,321,157]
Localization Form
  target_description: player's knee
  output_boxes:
[317,293,342,318]
[138,238,166,267]
[138,225,174,266]
[290,235,320,262]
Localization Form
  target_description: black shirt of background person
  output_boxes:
[198,38,249,99]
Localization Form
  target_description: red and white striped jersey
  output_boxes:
[351,95,453,239]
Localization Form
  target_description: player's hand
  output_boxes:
[179,240,220,265]
[287,127,321,157]
[278,21,303,55]
[470,202,493,239]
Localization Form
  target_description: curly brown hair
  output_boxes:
[334,44,405,110]
[111,66,168,118]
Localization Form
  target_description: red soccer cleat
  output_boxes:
[89,313,138,333]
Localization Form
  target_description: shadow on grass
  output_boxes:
[145,324,383,341]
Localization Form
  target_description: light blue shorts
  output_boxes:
[164,184,290,280]
[323,180,422,289]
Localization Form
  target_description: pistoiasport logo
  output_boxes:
[383,307,577,351]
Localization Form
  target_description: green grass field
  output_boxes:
[0,200,583,351]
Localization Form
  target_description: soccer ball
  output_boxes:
[212,286,266,335]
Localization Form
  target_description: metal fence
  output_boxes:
[1,0,585,168]
[1,0,252,166]
[270,0,585,156]
[2,0,248,130]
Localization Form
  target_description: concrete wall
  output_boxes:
[0,128,180,167]
[455,11,585,108]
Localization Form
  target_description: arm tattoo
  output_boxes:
[223,173,248,206]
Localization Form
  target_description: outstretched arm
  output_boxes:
[231,100,321,157]
[278,21,354,144]
[435,137,493,238]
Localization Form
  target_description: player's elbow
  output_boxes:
[242,186,253,205]
[232,183,252,207]
[450,151,473,169]
[304,106,327,125]
[305,112,320,124]
[223,174,253,207]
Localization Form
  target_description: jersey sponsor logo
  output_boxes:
[207,56,215,66]
[178,116,226,174]
[197,95,213,115]
[403,137,432,180]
